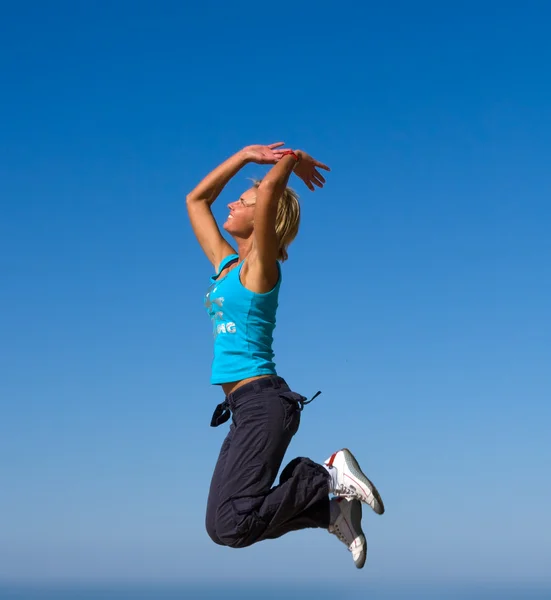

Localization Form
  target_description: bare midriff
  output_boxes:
[221,374,272,396]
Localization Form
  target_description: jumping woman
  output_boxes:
[186,142,385,569]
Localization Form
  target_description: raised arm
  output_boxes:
[252,150,330,279]
[186,151,247,270]
[186,143,289,270]
[252,153,299,278]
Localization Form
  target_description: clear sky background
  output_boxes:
[1,0,550,587]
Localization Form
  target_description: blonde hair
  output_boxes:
[252,180,300,262]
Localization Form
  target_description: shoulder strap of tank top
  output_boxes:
[213,254,239,280]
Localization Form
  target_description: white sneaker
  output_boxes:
[325,448,385,515]
[329,497,367,569]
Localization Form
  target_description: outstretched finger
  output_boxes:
[313,169,326,184]
[315,160,331,171]
[268,142,285,149]
[312,175,324,188]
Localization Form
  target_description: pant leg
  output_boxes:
[205,424,234,545]
[258,456,331,540]
[210,381,330,548]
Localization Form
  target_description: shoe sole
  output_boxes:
[340,448,385,515]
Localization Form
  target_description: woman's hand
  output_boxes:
[241,142,292,165]
[294,151,331,191]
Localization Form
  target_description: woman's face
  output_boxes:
[223,187,257,236]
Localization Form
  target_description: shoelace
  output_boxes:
[326,464,361,499]
[334,483,361,498]
[330,523,355,551]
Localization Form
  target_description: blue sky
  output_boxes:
[1,0,550,587]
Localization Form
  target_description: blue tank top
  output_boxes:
[204,254,282,385]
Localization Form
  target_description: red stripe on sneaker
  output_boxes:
[344,473,372,502]
[327,452,338,467]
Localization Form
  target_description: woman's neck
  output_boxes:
[234,236,254,261]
